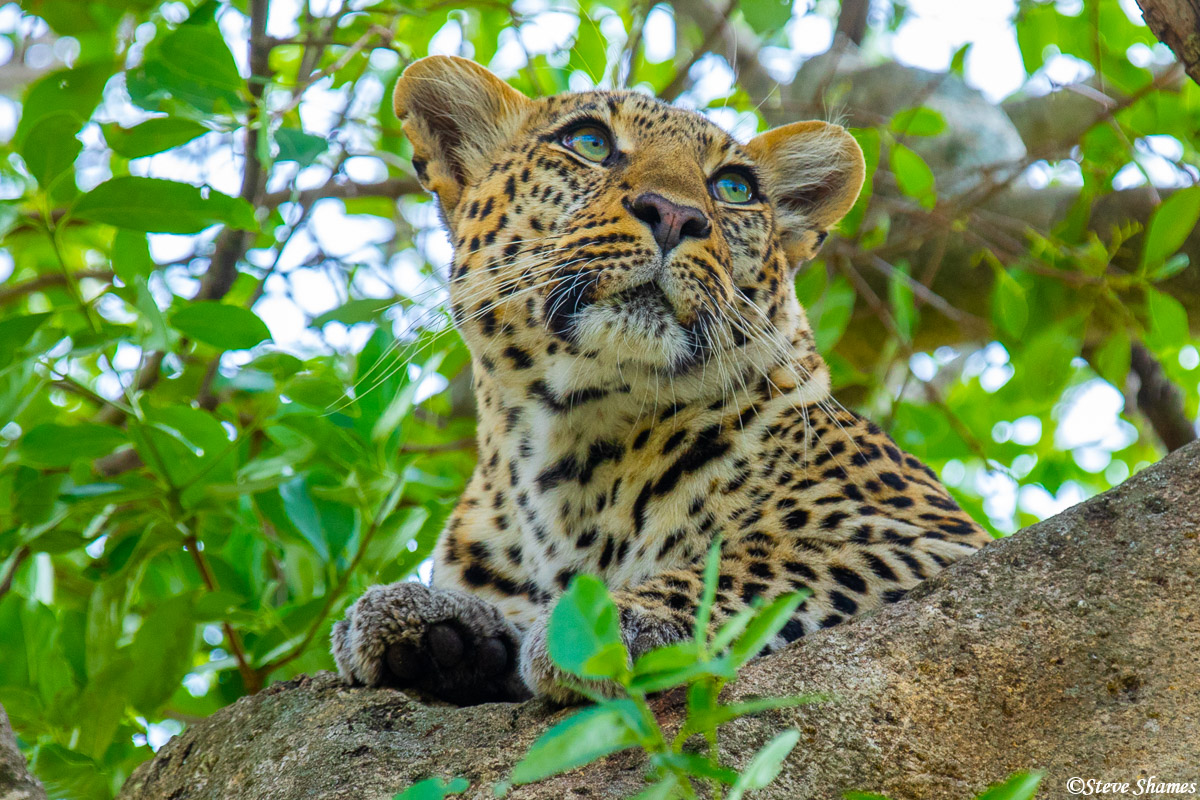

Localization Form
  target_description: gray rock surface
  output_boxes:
[118,442,1200,800]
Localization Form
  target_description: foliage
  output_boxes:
[0,0,1197,795]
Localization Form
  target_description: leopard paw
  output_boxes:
[331,582,529,705]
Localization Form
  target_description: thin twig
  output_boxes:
[0,547,30,600]
[0,269,114,306]
[184,535,260,693]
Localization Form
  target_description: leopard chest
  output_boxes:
[495,403,758,594]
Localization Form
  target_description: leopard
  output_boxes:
[331,55,993,705]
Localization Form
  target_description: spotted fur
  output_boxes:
[331,56,992,704]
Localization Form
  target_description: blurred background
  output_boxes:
[0,0,1197,795]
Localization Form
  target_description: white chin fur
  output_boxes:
[572,303,693,369]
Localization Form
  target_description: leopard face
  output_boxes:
[395,56,864,406]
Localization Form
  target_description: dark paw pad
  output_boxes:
[428,623,465,668]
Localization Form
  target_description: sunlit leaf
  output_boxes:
[890,143,937,209]
[1141,187,1200,271]
[103,117,210,158]
[976,771,1044,800]
[171,302,272,351]
[510,700,646,784]
[392,776,470,800]
[19,423,127,467]
[889,107,946,137]
[725,729,801,800]
[73,177,258,234]
[547,575,629,680]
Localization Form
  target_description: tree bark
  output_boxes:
[0,704,45,800]
[118,442,1200,800]
[1135,0,1200,86]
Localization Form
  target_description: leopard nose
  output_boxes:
[627,192,711,255]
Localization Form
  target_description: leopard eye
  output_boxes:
[712,170,755,204]
[563,125,612,163]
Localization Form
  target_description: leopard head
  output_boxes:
[393,56,864,400]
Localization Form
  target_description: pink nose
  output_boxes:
[627,192,711,255]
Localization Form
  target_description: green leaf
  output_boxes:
[627,776,682,800]
[653,751,738,784]
[1148,253,1190,282]
[889,107,946,137]
[15,61,111,150]
[112,230,157,284]
[808,276,856,352]
[276,128,328,165]
[725,729,801,800]
[741,0,792,36]
[21,112,82,195]
[279,477,330,561]
[1144,287,1190,353]
[890,143,937,209]
[992,271,1029,338]
[0,313,53,368]
[629,658,735,693]
[976,771,1044,800]
[103,117,210,158]
[312,298,392,328]
[888,261,918,342]
[162,23,243,90]
[729,591,806,667]
[681,695,821,738]
[125,19,247,114]
[1092,329,1131,388]
[130,406,237,495]
[171,302,272,351]
[694,536,722,642]
[632,640,700,677]
[1141,186,1200,271]
[709,606,756,653]
[949,43,972,75]
[127,594,195,713]
[73,177,258,234]
[20,423,127,467]
[844,793,894,800]
[510,700,645,784]
[392,776,469,800]
[547,575,629,680]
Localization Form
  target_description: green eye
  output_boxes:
[712,171,755,204]
[564,125,612,163]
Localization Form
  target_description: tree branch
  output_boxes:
[0,702,44,800]
[0,547,30,601]
[118,442,1200,800]
[0,269,113,306]
[184,536,260,694]
[262,176,421,211]
[198,0,272,302]
[1130,342,1198,451]
[1135,0,1200,86]
[834,0,871,46]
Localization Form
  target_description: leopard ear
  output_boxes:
[745,121,865,268]
[393,55,531,221]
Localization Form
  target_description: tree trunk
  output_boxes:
[0,704,45,800]
[116,442,1200,800]
[1136,0,1200,85]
